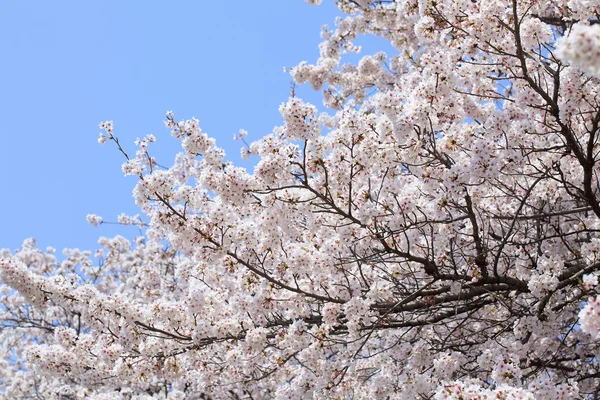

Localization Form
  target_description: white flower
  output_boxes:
[583,273,598,291]
[579,296,600,339]
[556,23,600,78]
[86,214,103,227]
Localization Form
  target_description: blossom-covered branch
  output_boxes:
[2,0,600,398]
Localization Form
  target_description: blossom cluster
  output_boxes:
[556,23,600,78]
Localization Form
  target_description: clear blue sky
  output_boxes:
[0,1,345,253]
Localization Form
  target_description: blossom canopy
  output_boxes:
[2,0,600,399]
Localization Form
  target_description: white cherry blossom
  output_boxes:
[2,0,600,398]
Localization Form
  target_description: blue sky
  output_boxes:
[0,1,346,254]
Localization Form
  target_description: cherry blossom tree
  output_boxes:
[2,0,600,398]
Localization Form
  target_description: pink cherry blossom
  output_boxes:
[2,1,600,398]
